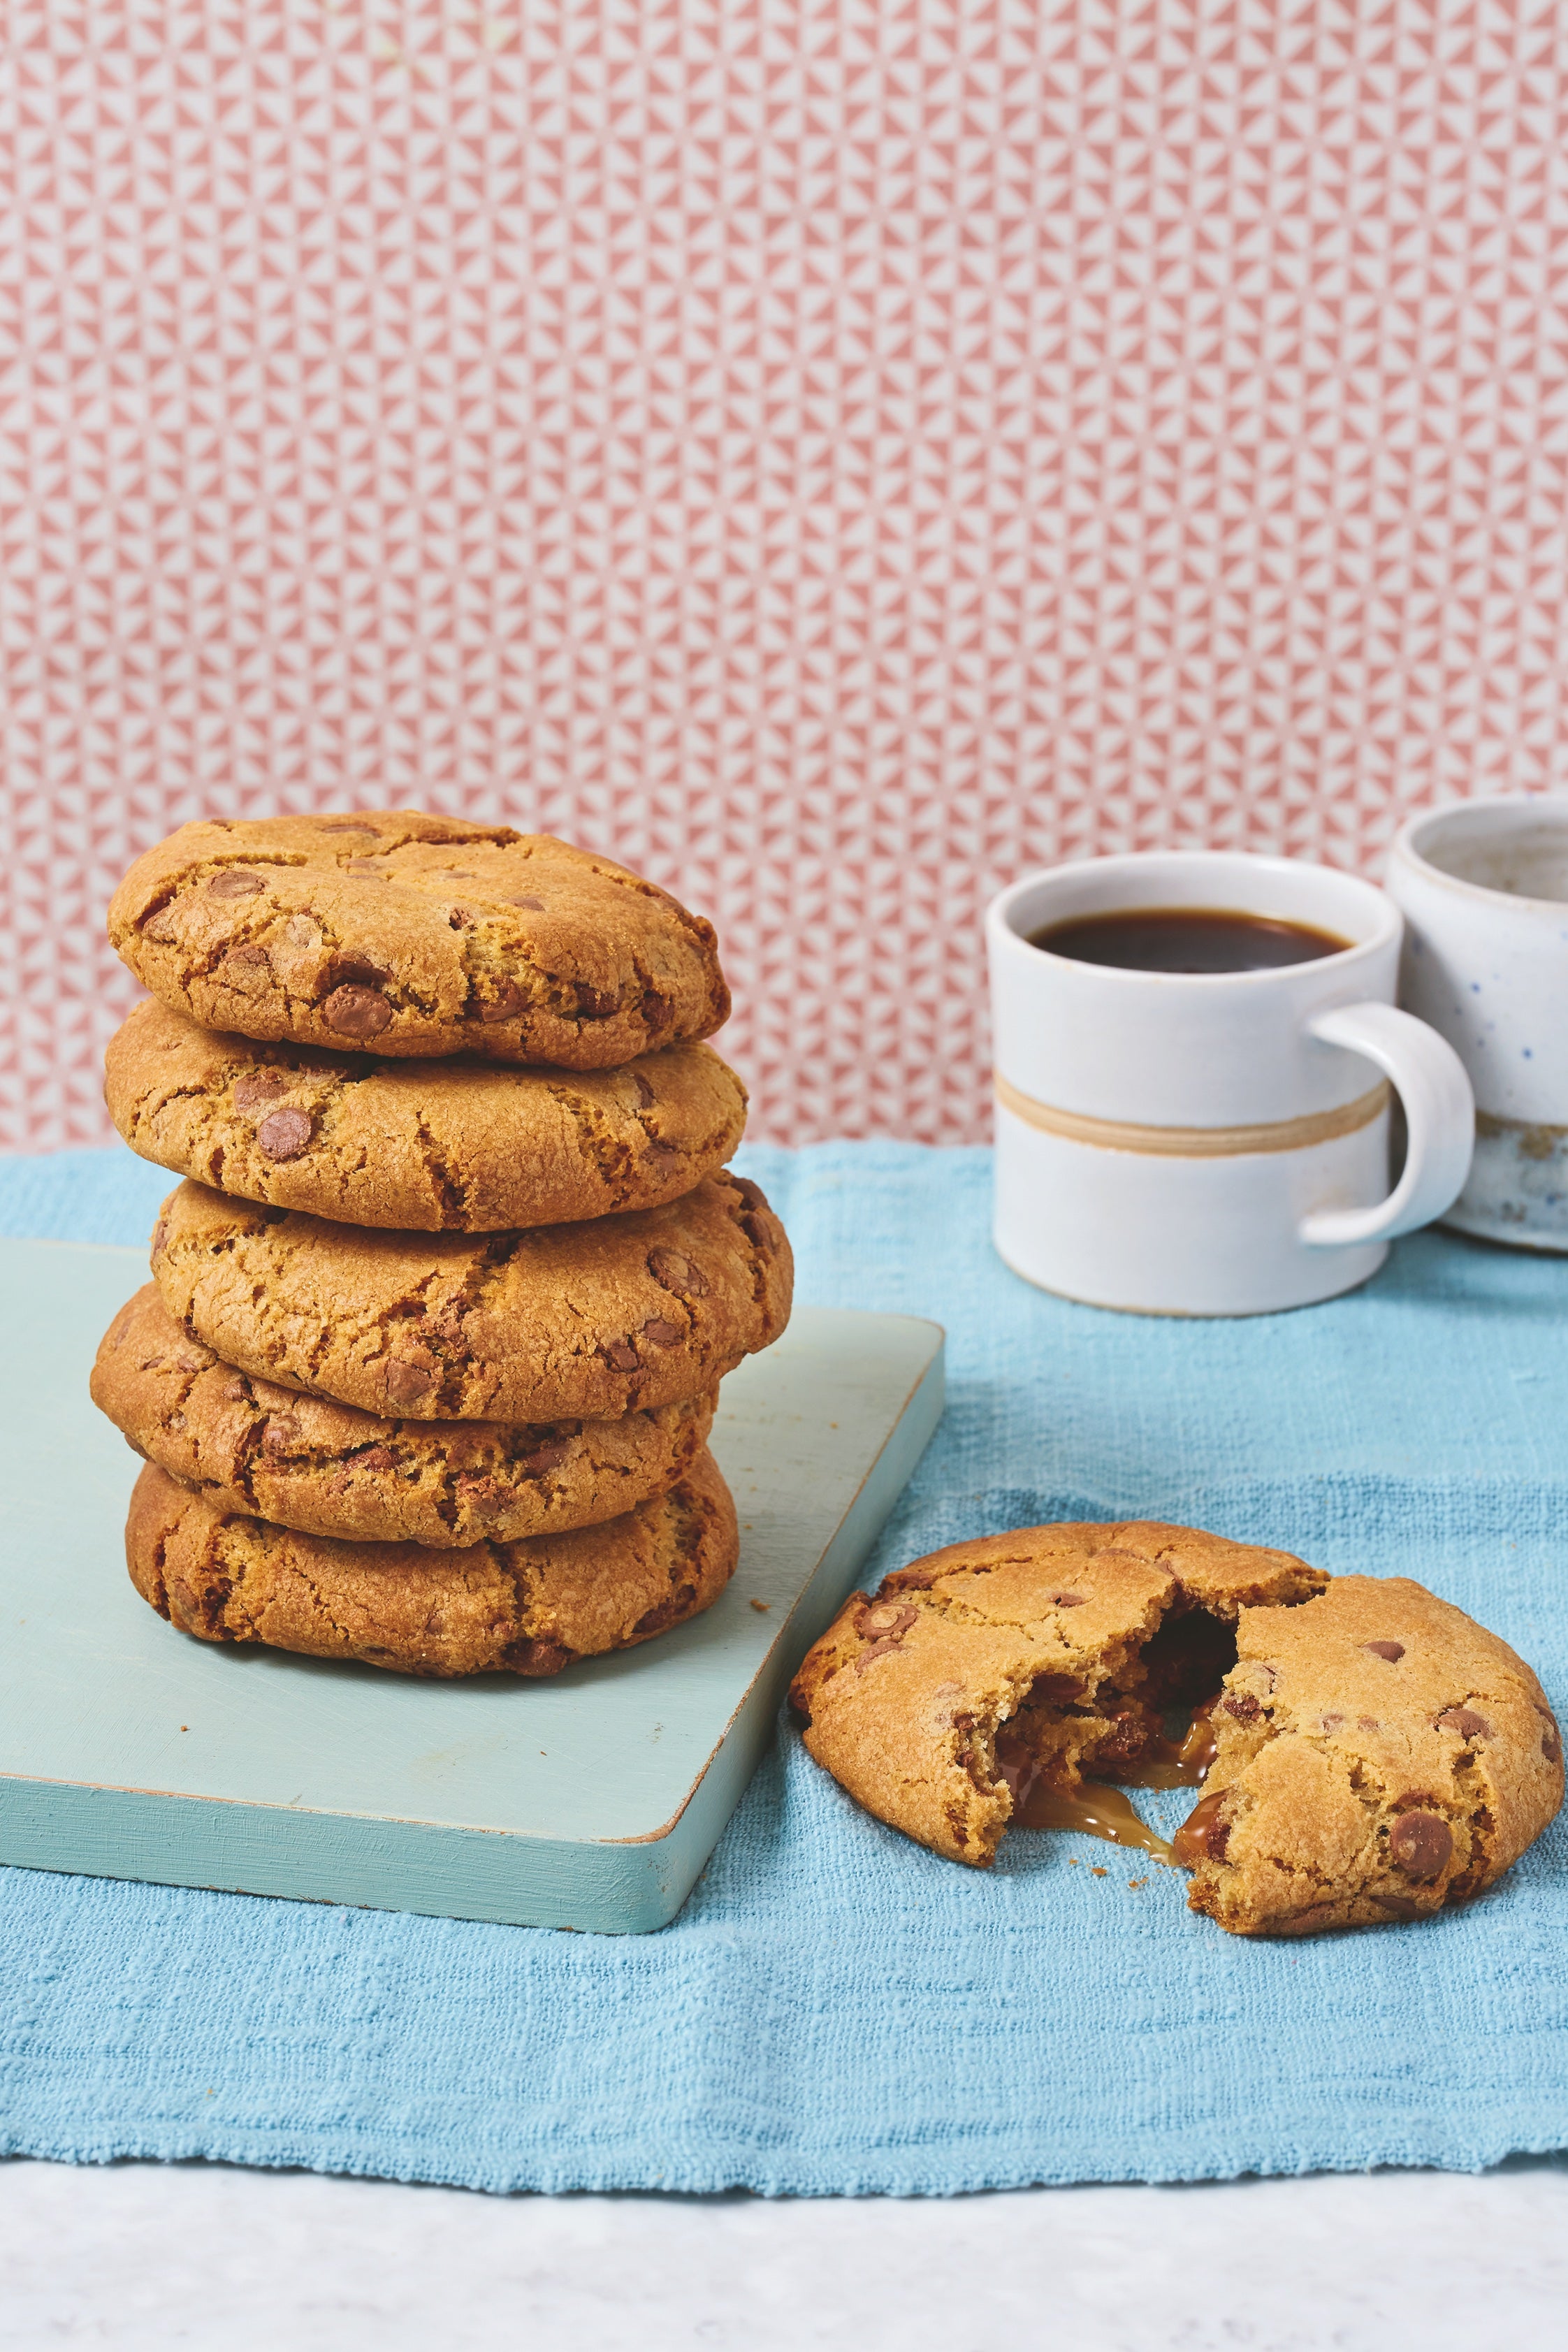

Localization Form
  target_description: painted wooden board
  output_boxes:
[0,1238,943,1933]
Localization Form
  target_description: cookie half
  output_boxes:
[1173,1575,1564,1936]
[108,812,729,1070]
[106,997,748,1232]
[126,1450,739,1678]
[93,1286,718,1548]
[790,1520,1324,1868]
[150,1169,791,1423]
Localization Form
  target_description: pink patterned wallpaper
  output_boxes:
[4,2,1567,1152]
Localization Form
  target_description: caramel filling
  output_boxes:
[995,1612,1234,1861]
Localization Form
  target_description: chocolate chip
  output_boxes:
[507,1636,575,1678]
[262,1416,300,1456]
[641,1317,683,1349]
[1364,1641,1405,1662]
[632,1071,656,1108]
[1545,1727,1563,1767]
[854,1635,908,1676]
[479,978,525,1024]
[1027,1674,1081,1704]
[1435,1707,1492,1741]
[514,1439,572,1476]
[1371,1892,1423,1921]
[648,1247,709,1297]
[1319,1713,1345,1733]
[1389,1809,1452,1881]
[645,1143,682,1171]
[1357,1716,1381,1732]
[323,984,391,1038]
[328,956,390,988]
[733,1175,767,1212]
[207,869,266,899]
[140,904,182,942]
[232,1072,288,1112]
[315,818,380,834]
[448,906,476,929]
[1050,1590,1086,1609]
[1173,1789,1231,1866]
[602,1339,640,1372]
[508,894,546,912]
[859,1602,919,1641]
[150,1218,169,1258]
[885,1567,939,1592]
[1221,1692,1261,1722]
[384,1360,433,1406]
[344,859,384,876]
[453,1476,505,1518]
[222,945,271,983]
[222,1378,247,1402]
[354,1446,395,1473]
[576,985,618,1019]
[256,1107,313,1161]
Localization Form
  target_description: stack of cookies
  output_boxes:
[89,811,792,1681]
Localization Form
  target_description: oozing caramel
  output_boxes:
[1110,1697,1219,1790]
[1010,1773,1175,1863]
[997,1693,1221,1864]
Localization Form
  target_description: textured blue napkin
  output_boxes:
[2,1141,1566,2195]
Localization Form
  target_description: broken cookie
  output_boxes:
[1174,1574,1564,1936]
[790,1520,1563,1937]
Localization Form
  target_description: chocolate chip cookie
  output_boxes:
[106,998,748,1232]
[791,1521,1562,1936]
[93,1286,717,1547]
[150,1168,791,1422]
[108,812,730,1070]
[790,1520,1324,1868]
[126,1450,739,1678]
[1172,1574,1564,1936]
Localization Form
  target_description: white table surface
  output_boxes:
[3,2156,1564,2349]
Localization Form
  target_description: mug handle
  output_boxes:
[1298,1001,1475,1249]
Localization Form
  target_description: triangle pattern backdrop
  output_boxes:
[3,0,1567,1149]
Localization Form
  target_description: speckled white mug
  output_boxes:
[1389,797,1568,1251]
[988,852,1476,1316]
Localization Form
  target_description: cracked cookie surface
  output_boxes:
[1174,1575,1564,1936]
[94,1285,716,1547]
[126,1451,738,1677]
[106,997,748,1232]
[151,1168,791,1422]
[108,811,729,1069]
[790,1520,1323,1869]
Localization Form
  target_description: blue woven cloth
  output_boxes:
[3,1141,1567,2195]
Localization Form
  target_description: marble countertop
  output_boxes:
[3,2157,1563,2349]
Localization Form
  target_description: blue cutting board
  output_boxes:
[0,1238,943,1933]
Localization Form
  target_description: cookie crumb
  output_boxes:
[1067,1857,1080,1866]
[1091,1866,1108,1877]
[750,1599,770,1613]
[1128,1876,1147,1889]
[180,1725,188,1732]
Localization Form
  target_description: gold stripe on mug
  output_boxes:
[993,1072,1392,1159]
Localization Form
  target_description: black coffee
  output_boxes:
[1029,907,1348,974]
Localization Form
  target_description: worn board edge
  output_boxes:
[0,1332,944,1934]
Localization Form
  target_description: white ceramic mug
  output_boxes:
[987,852,1475,1316]
[1389,796,1568,1252]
